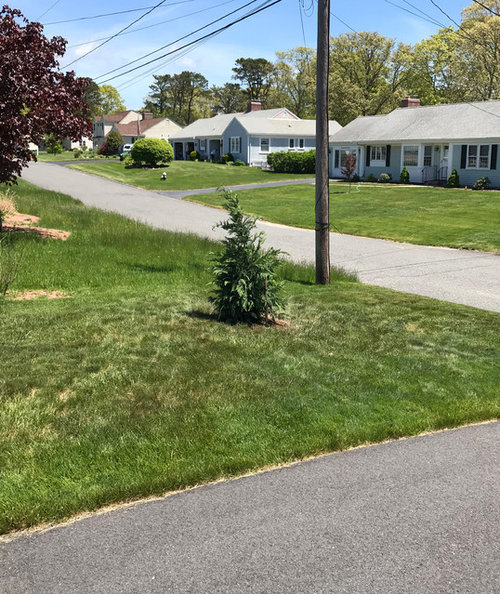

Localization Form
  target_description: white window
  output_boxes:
[423,145,432,167]
[200,139,206,151]
[340,149,355,167]
[289,138,305,151]
[260,138,270,153]
[230,137,240,153]
[370,145,387,165]
[467,144,490,169]
[403,145,419,167]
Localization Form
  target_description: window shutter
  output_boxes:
[386,145,391,167]
[491,144,498,170]
[366,146,371,166]
[461,145,467,169]
[334,150,339,168]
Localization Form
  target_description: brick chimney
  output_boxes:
[142,112,154,120]
[401,96,420,108]
[246,100,262,113]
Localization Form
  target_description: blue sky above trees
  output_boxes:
[17,0,465,109]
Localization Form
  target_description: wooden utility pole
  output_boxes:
[315,0,331,284]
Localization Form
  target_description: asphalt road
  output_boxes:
[22,162,500,312]
[1,422,499,593]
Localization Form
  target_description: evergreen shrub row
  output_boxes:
[267,150,315,174]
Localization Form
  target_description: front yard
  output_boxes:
[67,160,314,190]
[187,183,500,252]
[0,180,499,535]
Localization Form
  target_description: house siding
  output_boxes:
[329,144,402,180]
[249,136,315,166]
[222,119,248,162]
[451,143,500,188]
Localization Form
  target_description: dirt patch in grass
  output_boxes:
[3,212,70,241]
[7,290,71,301]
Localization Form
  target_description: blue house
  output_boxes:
[170,101,342,165]
[329,97,500,187]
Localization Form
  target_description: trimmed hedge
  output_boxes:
[267,150,315,174]
[130,138,174,167]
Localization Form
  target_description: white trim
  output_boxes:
[259,137,270,153]
[401,144,420,168]
[230,136,241,154]
[466,143,491,169]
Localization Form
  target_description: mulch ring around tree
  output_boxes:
[3,213,70,241]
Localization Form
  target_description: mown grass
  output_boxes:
[187,182,500,252]
[36,151,107,162]
[0,180,499,534]
[67,160,314,190]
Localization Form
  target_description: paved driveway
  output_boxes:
[1,422,499,593]
[22,163,500,313]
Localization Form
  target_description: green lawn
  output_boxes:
[187,183,500,252]
[67,160,314,190]
[0,181,499,535]
[37,151,108,162]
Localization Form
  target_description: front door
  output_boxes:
[440,145,449,179]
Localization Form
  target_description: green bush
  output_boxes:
[221,154,230,164]
[366,174,377,182]
[267,150,315,174]
[472,177,491,191]
[447,169,460,188]
[210,188,285,324]
[400,167,410,184]
[378,173,392,183]
[352,173,360,183]
[45,134,64,154]
[105,130,123,156]
[234,159,245,166]
[73,148,83,159]
[190,150,200,161]
[131,138,174,167]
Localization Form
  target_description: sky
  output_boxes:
[14,0,468,109]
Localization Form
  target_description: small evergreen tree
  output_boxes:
[211,189,285,324]
[45,133,64,154]
[447,168,460,188]
[105,130,123,155]
[400,166,410,184]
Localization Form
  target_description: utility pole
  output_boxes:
[315,0,331,284]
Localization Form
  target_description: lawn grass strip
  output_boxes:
[1,419,496,545]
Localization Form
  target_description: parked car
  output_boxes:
[119,144,133,160]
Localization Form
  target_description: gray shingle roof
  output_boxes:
[330,101,500,144]
[236,117,342,137]
[170,113,240,140]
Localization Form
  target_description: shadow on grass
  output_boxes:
[128,263,178,274]
[186,309,219,322]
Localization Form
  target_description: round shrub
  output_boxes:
[378,173,392,183]
[234,159,245,166]
[131,138,174,167]
[190,150,200,161]
[472,176,491,191]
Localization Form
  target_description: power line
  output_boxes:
[98,0,282,84]
[471,1,500,17]
[330,12,356,33]
[298,0,307,46]
[68,0,239,49]
[96,0,264,82]
[44,5,156,25]
[384,0,445,27]
[38,0,64,20]
[427,0,461,28]
[62,0,171,69]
